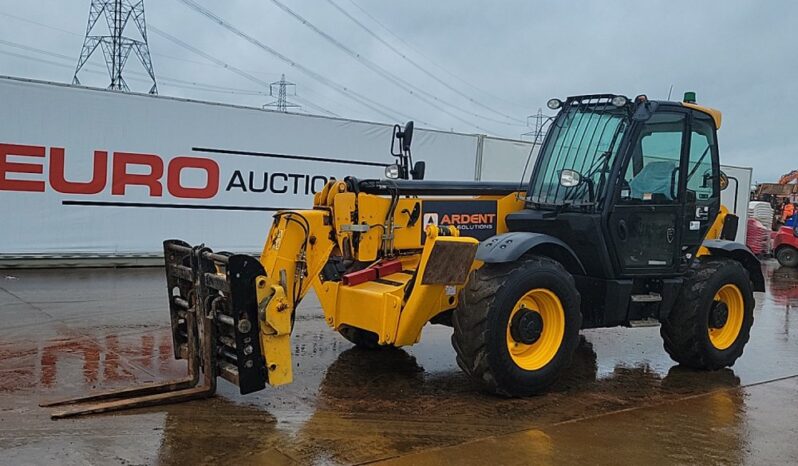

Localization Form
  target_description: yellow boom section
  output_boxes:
[254,180,523,386]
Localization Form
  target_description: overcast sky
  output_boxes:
[0,0,795,182]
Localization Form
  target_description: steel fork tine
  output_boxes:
[49,384,215,419]
[41,300,210,416]
[41,246,230,420]
[39,377,199,408]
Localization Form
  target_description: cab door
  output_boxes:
[607,110,688,275]
[681,111,721,253]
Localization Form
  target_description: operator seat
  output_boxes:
[628,160,677,201]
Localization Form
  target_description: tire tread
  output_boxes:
[452,256,581,396]
[660,258,754,369]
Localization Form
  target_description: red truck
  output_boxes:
[774,224,798,267]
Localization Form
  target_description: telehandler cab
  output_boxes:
[43,93,763,418]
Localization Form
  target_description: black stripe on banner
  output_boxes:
[192,147,389,168]
[61,200,297,211]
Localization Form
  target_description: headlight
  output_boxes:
[546,98,562,110]
[611,95,628,107]
[385,164,400,179]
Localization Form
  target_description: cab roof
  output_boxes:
[681,102,722,129]
[561,94,723,129]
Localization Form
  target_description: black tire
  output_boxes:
[452,256,582,396]
[776,246,798,268]
[338,325,392,350]
[661,259,755,370]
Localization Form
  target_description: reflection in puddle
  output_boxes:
[1,263,796,464]
[769,265,798,308]
[0,332,176,392]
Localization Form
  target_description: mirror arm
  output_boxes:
[585,178,595,203]
[727,175,739,213]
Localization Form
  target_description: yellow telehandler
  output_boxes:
[43,93,763,418]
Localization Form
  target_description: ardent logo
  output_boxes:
[422,200,498,241]
[423,213,439,227]
[439,213,497,225]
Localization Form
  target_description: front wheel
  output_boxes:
[452,256,582,396]
[661,259,755,369]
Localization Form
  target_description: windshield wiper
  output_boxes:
[686,146,711,182]
[563,150,611,206]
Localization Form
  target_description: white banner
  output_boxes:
[0,77,479,256]
[0,77,754,257]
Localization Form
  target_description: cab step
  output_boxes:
[628,318,661,327]
[630,293,662,303]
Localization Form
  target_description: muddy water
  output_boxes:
[0,262,796,464]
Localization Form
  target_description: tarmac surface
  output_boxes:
[0,261,797,465]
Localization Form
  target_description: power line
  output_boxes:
[4,6,456,127]
[147,26,341,119]
[323,0,525,125]
[300,86,367,117]
[291,95,339,117]
[0,37,269,97]
[74,0,157,94]
[0,11,80,36]
[171,0,432,126]
[267,0,500,132]
[0,10,283,77]
[0,48,171,92]
[0,49,82,71]
[2,5,515,132]
[4,5,477,130]
[0,38,75,63]
[0,19,341,117]
[0,45,343,118]
[344,0,526,111]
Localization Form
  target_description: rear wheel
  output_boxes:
[776,246,798,268]
[452,256,581,396]
[661,259,754,369]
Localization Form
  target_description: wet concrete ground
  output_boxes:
[0,261,796,465]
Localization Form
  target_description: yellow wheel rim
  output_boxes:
[708,284,744,350]
[506,288,566,371]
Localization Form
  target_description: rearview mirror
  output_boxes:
[400,121,414,152]
[719,171,729,191]
[559,169,582,188]
[411,161,425,180]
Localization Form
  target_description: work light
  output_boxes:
[385,164,400,179]
[611,96,628,107]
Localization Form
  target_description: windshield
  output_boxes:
[527,98,629,207]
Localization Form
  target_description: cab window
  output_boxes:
[686,114,718,201]
[619,112,686,203]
